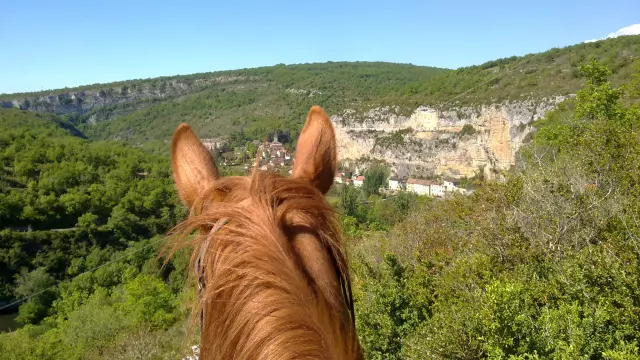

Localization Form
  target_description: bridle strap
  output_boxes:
[195,217,228,333]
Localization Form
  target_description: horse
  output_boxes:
[166,106,364,360]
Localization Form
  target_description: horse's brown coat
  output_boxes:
[166,106,363,360]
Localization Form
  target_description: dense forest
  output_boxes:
[0,110,186,325]
[1,46,640,359]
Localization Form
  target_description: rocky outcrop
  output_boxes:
[332,96,571,180]
[0,76,252,121]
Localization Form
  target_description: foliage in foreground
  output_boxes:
[349,61,640,359]
[0,237,196,360]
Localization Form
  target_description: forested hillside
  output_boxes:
[0,109,185,321]
[2,35,639,153]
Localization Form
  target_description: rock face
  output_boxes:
[331,96,571,180]
[0,76,247,122]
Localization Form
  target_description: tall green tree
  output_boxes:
[363,165,388,196]
[339,184,359,217]
[13,267,57,325]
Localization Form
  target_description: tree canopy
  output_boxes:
[0,109,184,304]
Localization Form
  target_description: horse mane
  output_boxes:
[165,169,362,360]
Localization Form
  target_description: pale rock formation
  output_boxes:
[331,96,571,180]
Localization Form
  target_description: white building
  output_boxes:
[201,138,225,150]
[334,172,344,184]
[388,177,402,191]
[430,183,445,197]
[353,176,365,188]
[407,178,432,196]
[443,177,462,192]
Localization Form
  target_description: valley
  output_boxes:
[1,34,640,359]
[2,35,639,180]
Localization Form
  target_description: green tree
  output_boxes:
[339,184,360,217]
[117,274,178,329]
[14,267,57,325]
[60,288,132,358]
[76,212,99,233]
[363,165,388,196]
[575,60,624,122]
[392,191,415,218]
[245,141,258,160]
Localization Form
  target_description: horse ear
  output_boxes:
[292,106,337,194]
[171,123,219,207]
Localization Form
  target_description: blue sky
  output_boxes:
[1,0,638,94]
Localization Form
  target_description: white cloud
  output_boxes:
[583,23,640,43]
[607,24,640,38]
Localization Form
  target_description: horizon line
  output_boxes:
[3,35,637,97]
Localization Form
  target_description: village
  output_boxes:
[201,133,469,198]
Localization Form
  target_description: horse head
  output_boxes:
[167,106,363,360]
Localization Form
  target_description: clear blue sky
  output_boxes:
[1,0,638,94]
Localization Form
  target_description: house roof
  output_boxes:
[408,178,432,186]
[355,176,365,181]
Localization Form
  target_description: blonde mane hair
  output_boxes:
[166,106,363,360]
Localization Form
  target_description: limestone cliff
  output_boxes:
[332,96,571,180]
[0,75,250,123]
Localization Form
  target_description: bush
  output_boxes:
[117,274,178,330]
